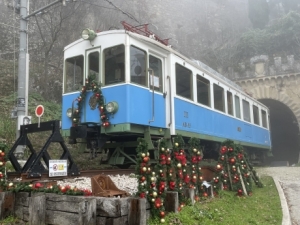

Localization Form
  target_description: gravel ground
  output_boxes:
[256,167,300,225]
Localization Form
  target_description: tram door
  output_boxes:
[82,48,101,123]
[148,54,167,128]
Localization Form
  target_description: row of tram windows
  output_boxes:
[64,44,163,93]
[175,63,268,129]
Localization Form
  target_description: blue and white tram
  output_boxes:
[61,25,271,166]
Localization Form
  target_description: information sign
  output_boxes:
[49,160,68,177]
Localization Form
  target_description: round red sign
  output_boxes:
[35,105,44,117]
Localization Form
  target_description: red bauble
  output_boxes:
[220,146,227,154]
[60,186,67,193]
[154,198,161,209]
[140,176,146,182]
[203,192,208,197]
[34,182,43,188]
[143,156,149,163]
[160,211,165,218]
[216,164,223,170]
[237,189,243,196]
[229,157,236,164]
[139,192,146,198]
[228,147,234,152]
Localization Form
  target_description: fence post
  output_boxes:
[29,193,46,225]
[0,192,15,219]
[128,198,146,225]
[165,191,179,213]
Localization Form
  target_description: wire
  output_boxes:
[103,0,139,24]
[81,0,140,24]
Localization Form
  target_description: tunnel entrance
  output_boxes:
[259,99,300,165]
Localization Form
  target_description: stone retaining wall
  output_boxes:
[0,191,152,225]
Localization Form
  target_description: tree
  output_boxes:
[248,0,270,29]
[281,0,300,14]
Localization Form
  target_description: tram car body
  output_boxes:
[61,26,271,167]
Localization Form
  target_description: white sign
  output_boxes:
[150,75,160,88]
[49,160,68,177]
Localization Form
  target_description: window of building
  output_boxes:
[227,91,233,115]
[65,55,84,93]
[88,51,99,81]
[213,84,224,112]
[130,46,147,86]
[176,63,193,100]
[235,95,241,118]
[253,105,260,125]
[261,109,268,128]
[104,45,125,85]
[149,55,163,92]
[197,75,210,107]
[242,99,251,122]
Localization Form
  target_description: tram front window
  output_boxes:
[104,45,125,85]
[65,55,84,93]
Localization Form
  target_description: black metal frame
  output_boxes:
[8,120,79,178]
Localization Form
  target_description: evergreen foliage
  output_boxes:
[236,11,300,60]
[248,0,270,29]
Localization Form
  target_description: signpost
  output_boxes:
[35,105,44,128]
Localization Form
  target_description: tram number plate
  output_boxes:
[183,122,191,128]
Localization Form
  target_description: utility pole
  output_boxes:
[14,0,69,157]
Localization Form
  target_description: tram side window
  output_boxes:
[65,55,84,93]
[242,99,251,122]
[213,84,224,112]
[261,109,268,128]
[197,75,210,107]
[149,55,163,92]
[176,64,193,100]
[88,51,99,80]
[130,46,147,86]
[227,91,233,115]
[253,105,260,125]
[104,45,125,85]
[235,95,241,118]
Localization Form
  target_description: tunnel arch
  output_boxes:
[236,75,300,165]
[259,99,300,164]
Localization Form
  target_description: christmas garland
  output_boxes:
[0,141,92,196]
[0,142,8,191]
[187,137,204,201]
[214,140,263,196]
[72,74,110,127]
[173,135,188,210]
[7,182,92,196]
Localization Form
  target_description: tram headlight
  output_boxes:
[66,108,73,118]
[81,28,96,41]
[106,101,118,114]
